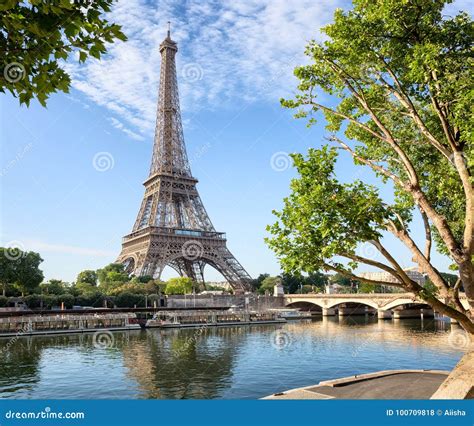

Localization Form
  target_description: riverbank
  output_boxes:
[262,370,450,399]
[263,351,474,400]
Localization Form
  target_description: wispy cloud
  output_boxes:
[68,0,345,139]
[68,0,472,141]
[23,240,116,257]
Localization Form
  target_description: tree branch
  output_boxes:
[328,135,405,187]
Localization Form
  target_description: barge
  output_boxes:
[0,309,286,337]
[146,310,286,328]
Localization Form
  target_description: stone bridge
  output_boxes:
[283,293,468,319]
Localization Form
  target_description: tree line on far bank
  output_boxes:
[0,248,229,310]
[0,247,458,310]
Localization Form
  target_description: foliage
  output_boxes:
[114,292,145,308]
[73,291,104,308]
[268,0,474,333]
[250,273,269,292]
[0,0,126,106]
[76,270,98,287]
[329,273,353,287]
[0,248,17,296]
[56,293,75,309]
[258,276,281,295]
[7,250,44,295]
[40,279,66,295]
[97,263,129,286]
[0,295,8,307]
[164,277,194,295]
[23,294,42,309]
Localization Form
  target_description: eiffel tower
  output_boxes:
[117,26,252,293]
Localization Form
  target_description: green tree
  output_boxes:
[329,273,352,287]
[258,276,281,295]
[250,273,269,292]
[280,273,303,294]
[0,0,126,106]
[76,270,98,287]
[164,277,194,295]
[40,279,66,295]
[305,272,328,289]
[0,248,16,296]
[267,1,474,334]
[97,263,129,286]
[13,251,44,296]
[114,292,145,308]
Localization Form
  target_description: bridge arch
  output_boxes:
[382,299,426,311]
[326,299,380,310]
[285,301,324,312]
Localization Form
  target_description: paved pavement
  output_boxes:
[263,371,449,400]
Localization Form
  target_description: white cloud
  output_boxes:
[23,240,116,257]
[68,0,345,139]
[69,0,472,141]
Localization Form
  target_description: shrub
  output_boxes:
[74,291,104,307]
[115,292,145,308]
[24,294,42,309]
[56,293,75,309]
[0,295,8,307]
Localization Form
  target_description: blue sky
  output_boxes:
[1,0,472,283]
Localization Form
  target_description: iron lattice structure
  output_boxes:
[117,30,252,293]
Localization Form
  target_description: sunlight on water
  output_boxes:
[0,317,466,399]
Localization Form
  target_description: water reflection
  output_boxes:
[0,317,466,399]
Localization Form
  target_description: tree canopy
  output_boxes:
[267,0,474,334]
[0,0,126,106]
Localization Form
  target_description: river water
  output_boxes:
[0,317,467,399]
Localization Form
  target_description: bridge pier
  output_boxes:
[322,308,336,316]
[338,306,368,316]
[377,310,392,320]
[420,308,434,319]
[393,308,424,319]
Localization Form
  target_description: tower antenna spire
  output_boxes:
[167,21,171,38]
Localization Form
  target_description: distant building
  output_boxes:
[325,283,346,294]
[358,269,426,288]
[205,281,233,291]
